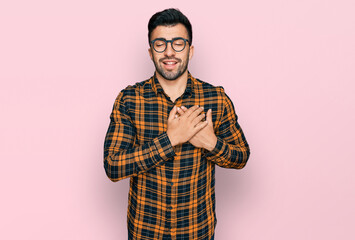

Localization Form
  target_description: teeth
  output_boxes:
[165,62,176,65]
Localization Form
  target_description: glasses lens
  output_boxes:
[172,39,186,52]
[153,40,166,52]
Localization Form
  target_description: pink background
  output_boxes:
[1,0,354,239]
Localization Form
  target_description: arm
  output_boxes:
[205,91,250,169]
[103,91,175,182]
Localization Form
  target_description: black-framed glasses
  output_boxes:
[150,37,189,53]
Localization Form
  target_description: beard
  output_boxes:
[153,54,190,81]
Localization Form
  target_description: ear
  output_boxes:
[148,48,153,61]
[188,45,194,60]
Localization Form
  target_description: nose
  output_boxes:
[164,42,175,57]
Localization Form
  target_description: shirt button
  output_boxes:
[168,206,173,210]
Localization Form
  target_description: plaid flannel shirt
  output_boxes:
[104,73,250,240]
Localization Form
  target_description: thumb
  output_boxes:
[168,106,177,121]
[207,109,213,125]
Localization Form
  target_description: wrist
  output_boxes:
[167,131,178,147]
[205,136,217,152]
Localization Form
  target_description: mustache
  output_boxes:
[159,57,181,62]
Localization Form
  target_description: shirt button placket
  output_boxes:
[170,181,177,240]
[171,228,176,240]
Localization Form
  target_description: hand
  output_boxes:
[167,105,208,147]
[177,106,217,151]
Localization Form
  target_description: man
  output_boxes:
[104,8,250,240]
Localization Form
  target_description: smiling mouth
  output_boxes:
[161,58,180,65]
[161,60,179,70]
[163,61,177,65]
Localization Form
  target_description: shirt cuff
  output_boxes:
[153,132,176,160]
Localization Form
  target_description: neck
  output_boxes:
[156,70,189,102]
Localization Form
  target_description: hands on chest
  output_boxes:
[166,105,217,151]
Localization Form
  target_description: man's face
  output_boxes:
[149,23,194,81]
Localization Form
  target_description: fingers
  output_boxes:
[176,106,185,116]
[178,105,205,124]
[189,106,204,120]
[192,112,206,126]
[193,119,208,133]
[174,105,208,119]
[206,109,212,126]
[171,105,204,120]
[184,105,200,118]
[168,106,177,121]
[195,120,206,127]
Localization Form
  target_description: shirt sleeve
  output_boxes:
[205,90,250,169]
[103,90,176,182]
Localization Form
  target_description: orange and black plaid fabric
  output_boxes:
[104,72,250,240]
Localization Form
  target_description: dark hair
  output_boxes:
[148,8,193,44]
